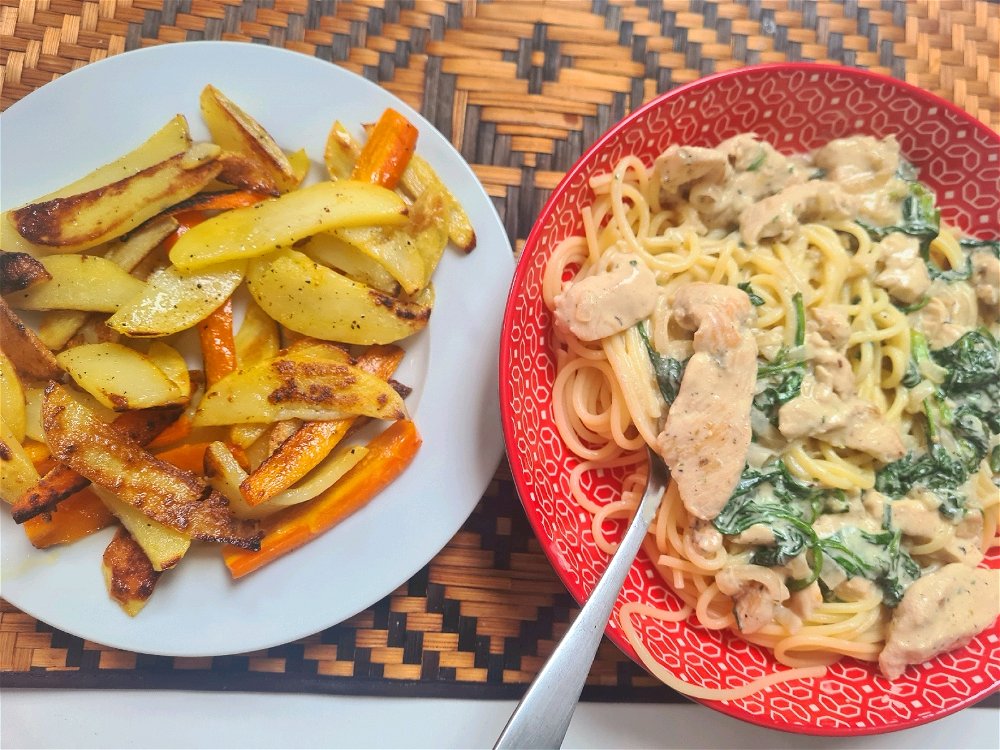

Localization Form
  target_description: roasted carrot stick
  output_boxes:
[239,344,405,506]
[154,442,214,475]
[166,190,270,216]
[198,297,237,387]
[22,487,114,548]
[144,413,194,450]
[11,406,183,523]
[351,108,418,190]
[223,419,421,578]
[161,210,206,252]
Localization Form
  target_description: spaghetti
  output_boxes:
[544,133,1000,698]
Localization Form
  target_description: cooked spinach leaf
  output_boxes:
[715,463,919,604]
[737,281,765,306]
[818,526,920,607]
[876,329,1000,519]
[752,295,807,426]
[637,322,687,406]
[857,180,973,281]
[959,237,1000,257]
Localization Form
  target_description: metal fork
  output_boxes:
[493,447,670,749]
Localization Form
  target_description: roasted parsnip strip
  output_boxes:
[11,403,184,523]
[41,384,262,550]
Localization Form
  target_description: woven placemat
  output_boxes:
[2,0,999,701]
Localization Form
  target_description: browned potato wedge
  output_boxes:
[168,180,406,271]
[0,251,51,294]
[301,232,401,295]
[106,260,246,337]
[7,255,146,312]
[0,415,39,504]
[36,216,177,351]
[95,487,191,572]
[200,84,298,193]
[192,354,407,427]
[101,526,161,616]
[41,383,262,550]
[0,352,26,442]
[0,115,192,256]
[246,249,431,345]
[9,144,222,252]
[0,298,62,380]
[56,343,186,411]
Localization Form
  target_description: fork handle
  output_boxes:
[492,501,653,749]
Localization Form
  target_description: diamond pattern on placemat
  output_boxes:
[1,0,998,699]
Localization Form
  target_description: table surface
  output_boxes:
[1,1,998,747]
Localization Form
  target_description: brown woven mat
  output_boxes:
[2,0,999,700]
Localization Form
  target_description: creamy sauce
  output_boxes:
[554,252,658,341]
[972,251,1000,309]
[655,283,757,521]
[879,564,1000,680]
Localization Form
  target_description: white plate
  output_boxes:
[0,41,513,656]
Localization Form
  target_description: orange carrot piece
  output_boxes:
[154,442,214,475]
[166,190,270,216]
[198,298,237,387]
[24,440,52,468]
[223,419,421,578]
[351,108,418,190]
[22,487,115,548]
[144,413,194,450]
[239,344,404,506]
[161,210,207,252]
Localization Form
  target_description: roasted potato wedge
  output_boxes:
[246,249,431,345]
[41,383,261,549]
[193,354,407,427]
[22,386,45,443]
[11,404,183,523]
[101,526,162,616]
[0,352,26,442]
[7,255,146,312]
[95,487,191,572]
[0,251,51,294]
[106,260,246,337]
[301,232,401,295]
[0,115,192,256]
[35,217,177,351]
[200,84,298,194]
[0,414,39,504]
[9,143,221,252]
[0,298,62,380]
[203,442,269,520]
[56,343,186,411]
[168,180,407,271]
[145,342,191,400]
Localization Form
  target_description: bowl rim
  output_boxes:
[498,61,1000,736]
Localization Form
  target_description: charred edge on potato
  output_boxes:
[0,251,52,293]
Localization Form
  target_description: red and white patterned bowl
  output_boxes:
[498,63,1000,735]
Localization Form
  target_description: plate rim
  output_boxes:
[1,40,514,657]
[498,61,1000,736]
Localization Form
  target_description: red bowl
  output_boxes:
[499,63,1000,735]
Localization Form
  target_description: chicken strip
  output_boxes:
[655,283,757,521]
